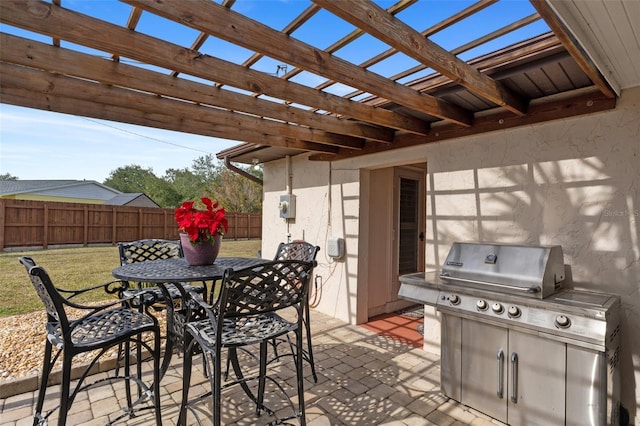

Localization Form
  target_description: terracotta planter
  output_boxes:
[180,233,222,266]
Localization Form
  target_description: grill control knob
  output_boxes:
[449,295,461,305]
[508,306,521,318]
[476,300,488,311]
[555,315,571,328]
[491,303,504,314]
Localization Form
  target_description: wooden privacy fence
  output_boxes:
[0,199,261,250]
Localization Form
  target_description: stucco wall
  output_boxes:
[262,86,639,420]
[262,157,362,324]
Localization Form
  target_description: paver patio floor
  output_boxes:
[0,310,505,425]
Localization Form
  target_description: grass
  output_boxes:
[0,240,262,318]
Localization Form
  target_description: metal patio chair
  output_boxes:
[117,239,207,373]
[177,259,315,426]
[272,241,321,382]
[19,256,162,426]
[117,238,207,304]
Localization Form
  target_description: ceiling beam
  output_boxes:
[0,62,345,153]
[0,0,429,136]
[0,33,392,144]
[123,0,473,127]
[0,85,338,155]
[310,89,616,160]
[313,0,528,116]
[529,0,616,98]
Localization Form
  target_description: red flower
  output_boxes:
[175,197,228,245]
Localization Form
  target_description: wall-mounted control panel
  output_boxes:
[279,194,296,219]
[327,237,345,259]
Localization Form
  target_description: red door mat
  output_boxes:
[361,308,424,349]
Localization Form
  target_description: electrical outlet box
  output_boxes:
[279,194,296,219]
[327,237,345,259]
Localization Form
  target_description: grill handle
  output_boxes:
[511,352,518,403]
[439,274,541,294]
[497,349,504,399]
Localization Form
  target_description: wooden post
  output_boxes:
[138,209,143,240]
[112,207,117,245]
[0,200,5,250]
[83,206,88,246]
[43,204,48,249]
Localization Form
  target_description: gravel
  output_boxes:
[0,309,167,381]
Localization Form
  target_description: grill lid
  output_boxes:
[439,242,565,298]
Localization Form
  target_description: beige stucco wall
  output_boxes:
[262,86,639,420]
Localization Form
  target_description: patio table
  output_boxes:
[112,256,268,378]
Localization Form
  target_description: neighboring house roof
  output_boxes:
[105,193,161,208]
[0,180,122,200]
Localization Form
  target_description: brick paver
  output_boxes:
[0,311,504,426]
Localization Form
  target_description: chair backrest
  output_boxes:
[273,241,320,263]
[19,256,70,330]
[215,260,315,330]
[118,239,183,266]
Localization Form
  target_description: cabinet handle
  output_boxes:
[497,349,504,399]
[511,352,518,403]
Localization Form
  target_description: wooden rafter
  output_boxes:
[313,0,528,116]
[2,34,394,145]
[123,0,473,127]
[0,0,429,136]
[0,62,353,151]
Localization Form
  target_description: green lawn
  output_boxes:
[0,240,262,317]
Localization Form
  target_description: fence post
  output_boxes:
[112,207,117,245]
[83,206,89,246]
[43,204,49,249]
[138,209,143,240]
[0,200,5,250]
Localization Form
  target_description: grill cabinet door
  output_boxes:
[461,320,508,423]
[507,331,566,426]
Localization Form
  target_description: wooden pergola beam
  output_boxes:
[0,62,345,153]
[310,90,616,160]
[313,0,528,116]
[0,33,392,145]
[0,0,429,136]
[123,0,473,127]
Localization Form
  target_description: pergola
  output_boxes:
[0,0,637,165]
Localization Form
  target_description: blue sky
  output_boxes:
[0,103,238,181]
[0,0,547,182]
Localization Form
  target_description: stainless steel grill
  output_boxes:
[399,241,622,426]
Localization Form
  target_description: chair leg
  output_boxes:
[123,340,133,410]
[33,341,53,425]
[152,330,162,425]
[256,341,268,415]
[296,328,307,426]
[304,299,318,382]
[212,347,223,426]
[178,336,194,426]
[58,353,73,426]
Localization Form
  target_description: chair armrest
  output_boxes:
[60,281,159,312]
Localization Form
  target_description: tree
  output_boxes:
[0,173,18,181]
[163,167,207,204]
[104,165,158,193]
[102,156,263,211]
[209,166,262,213]
[104,165,180,207]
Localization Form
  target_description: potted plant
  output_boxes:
[175,197,229,265]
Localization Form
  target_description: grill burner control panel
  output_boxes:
[438,292,608,345]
